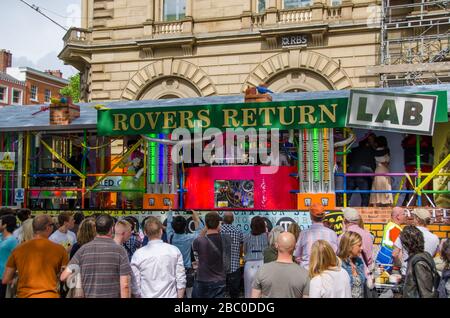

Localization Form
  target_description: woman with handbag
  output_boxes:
[338,231,367,298]
[243,216,268,298]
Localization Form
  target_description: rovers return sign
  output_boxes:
[97,98,348,136]
[97,91,447,136]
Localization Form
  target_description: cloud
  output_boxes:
[12,51,77,79]
[1,0,79,79]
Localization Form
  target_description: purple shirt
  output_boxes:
[340,223,374,267]
[294,223,338,268]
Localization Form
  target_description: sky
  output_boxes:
[0,0,81,79]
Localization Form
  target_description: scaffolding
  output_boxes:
[380,0,450,86]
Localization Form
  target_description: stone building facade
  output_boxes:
[59,0,381,102]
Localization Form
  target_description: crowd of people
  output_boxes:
[0,205,449,298]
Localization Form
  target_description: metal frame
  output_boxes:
[381,0,450,87]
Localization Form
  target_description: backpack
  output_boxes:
[411,254,441,298]
[437,269,450,298]
[204,234,231,274]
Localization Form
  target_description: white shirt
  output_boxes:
[394,226,440,275]
[309,267,352,298]
[131,239,186,298]
[12,226,23,242]
[49,229,77,250]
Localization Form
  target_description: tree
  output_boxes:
[60,73,80,103]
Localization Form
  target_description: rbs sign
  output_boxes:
[346,90,437,135]
[281,35,308,47]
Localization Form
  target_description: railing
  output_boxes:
[63,27,91,45]
[278,8,312,24]
[334,171,450,207]
[153,21,183,35]
[327,7,342,20]
[252,14,265,29]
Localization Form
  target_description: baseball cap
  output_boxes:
[411,208,431,221]
[342,207,360,222]
[310,203,325,218]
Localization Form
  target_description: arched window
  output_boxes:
[266,69,334,92]
[284,0,312,9]
[139,77,201,100]
[163,0,186,21]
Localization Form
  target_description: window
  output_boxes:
[163,0,186,21]
[30,85,38,101]
[331,0,341,5]
[258,0,267,13]
[45,89,51,103]
[12,89,22,104]
[284,0,312,9]
[0,86,7,103]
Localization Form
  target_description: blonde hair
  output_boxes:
[268,226,284,248]
[21,218,34,243]
[115,219,132,231]
[337,231,362,260]
[144,216,163,238]
[287,223,301,241]
[77,218,96,246]
[357,217,365,230]
[309,240,339,278]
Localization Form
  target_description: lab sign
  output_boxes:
[346,90,437,135]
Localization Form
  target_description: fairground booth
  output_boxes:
[0,84,448,240]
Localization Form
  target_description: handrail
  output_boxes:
[63,27,91,44]
[335,172,418,177]
[278,8,313,24]
[153,21,183,35]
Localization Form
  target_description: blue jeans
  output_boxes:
[347,166,374,207]
[192,280,226,298]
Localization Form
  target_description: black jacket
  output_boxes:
[403,252,439,298]
[347,145,376,172]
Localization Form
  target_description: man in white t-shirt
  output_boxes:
[12,208,32,242]
[393,208,439,275]
[49,211,77,253]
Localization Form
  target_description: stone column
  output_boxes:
[268,0,277,9]
[146,0,154,22]
[155,0,161,22]
[241,11,253,29]
[81,0,88,28]
[341,1,354,20]
[311,0,324,22]
[185,0,192,17]
[265,0,278,26]
[182,0,193,34]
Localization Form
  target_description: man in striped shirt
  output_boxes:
[61,214,132,298]
[220,212,243,298]
[293,203,338,269]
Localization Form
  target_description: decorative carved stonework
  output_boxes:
[182,44,193,56]
[80,66,91,103]
[140,47,154,59]
[311,33,324,47]
[266,37,278,50]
